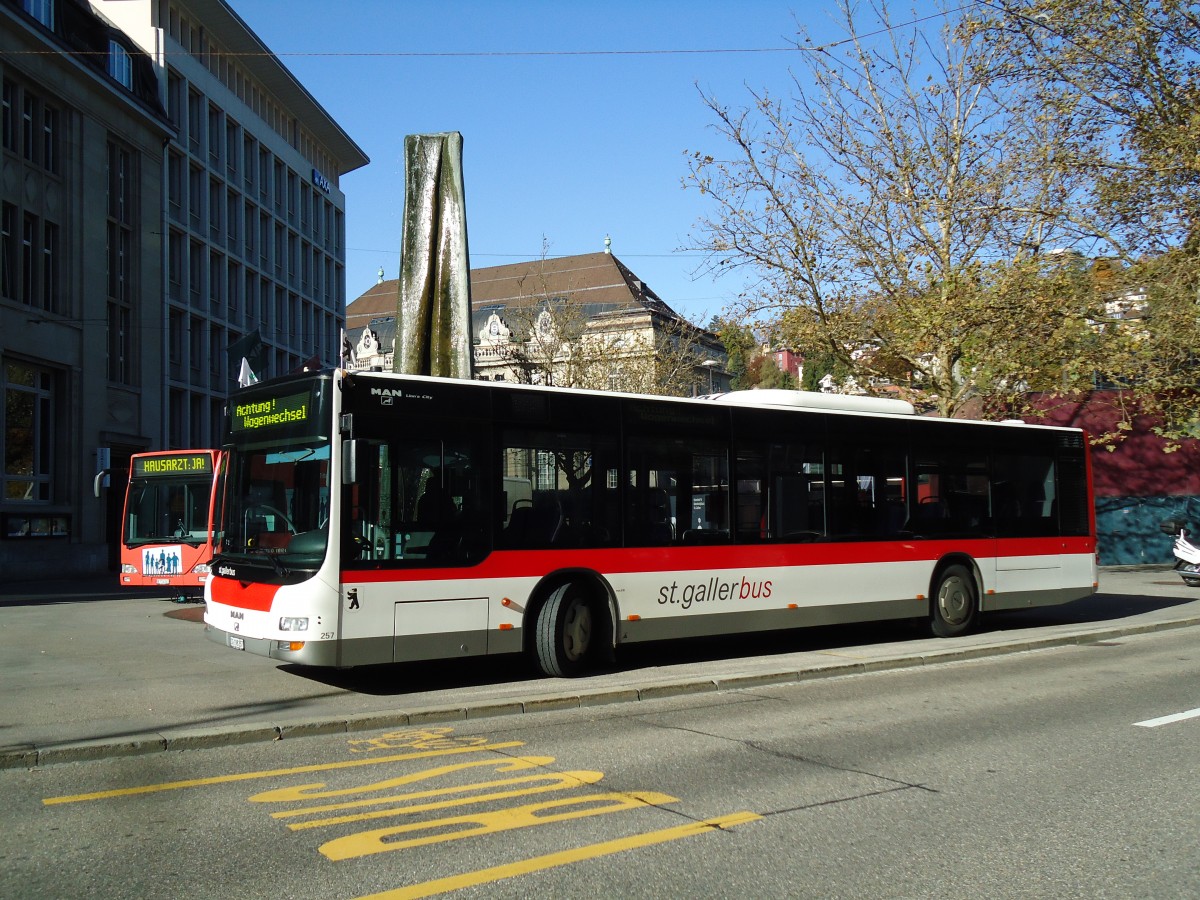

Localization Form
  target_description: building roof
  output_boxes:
[347,251,686,334]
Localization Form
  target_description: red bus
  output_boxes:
[121,449,224,600]
[204,371,1096,675]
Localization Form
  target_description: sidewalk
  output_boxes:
[0,573,175,603]
[3,566,1199,769]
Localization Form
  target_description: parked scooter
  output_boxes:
[1160,517,1200,587]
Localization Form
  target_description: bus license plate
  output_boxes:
[229,635,244,650]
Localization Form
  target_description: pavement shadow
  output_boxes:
[985,591,1194,629]
[280,654,541,696]
[280,588,1197,698]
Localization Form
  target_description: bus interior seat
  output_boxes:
[503,493,563,548]
[647,488,674,544]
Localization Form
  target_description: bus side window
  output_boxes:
[734,449,766,542]
[763,442,826,542]
[500,430,616,549]
[994,451,1057,537]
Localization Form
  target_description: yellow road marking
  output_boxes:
[322,791,679,860]
[41,741,525,806]
[286,770,605,830]
[355,811,763,900]
[251,755,555,805]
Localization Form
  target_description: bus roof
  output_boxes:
[276,368,1084,434]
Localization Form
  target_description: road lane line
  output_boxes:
[354,811,763,900]
[1135,707,1200,728]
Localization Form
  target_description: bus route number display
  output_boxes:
[232,392,310,433]
[133,453,213,477]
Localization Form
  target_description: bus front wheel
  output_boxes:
[931,564,978,638]
[534,583,595,677]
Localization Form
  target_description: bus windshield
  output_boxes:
[219,377,333,571]
[124,474,214,547]
[220,442,331,569]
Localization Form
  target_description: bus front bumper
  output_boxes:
[203,623,340,666]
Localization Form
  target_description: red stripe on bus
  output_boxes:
[209,577,279,611]
[343,535,1094,584]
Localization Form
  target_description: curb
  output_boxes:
[5,613,1199,771]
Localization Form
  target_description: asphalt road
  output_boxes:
[1,622,1196,898]
[1,566,1198,769]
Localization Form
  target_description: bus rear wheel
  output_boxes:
[931,564,978,638]
[534,582,595,677]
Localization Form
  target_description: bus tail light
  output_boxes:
[279,617,309,631]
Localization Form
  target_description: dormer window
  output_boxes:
[22,0,53,29]
[108,42,133,90]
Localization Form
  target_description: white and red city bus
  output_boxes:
[203,370,1096,676]
[121,449,224,599]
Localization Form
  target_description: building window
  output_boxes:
[21,212,36,307]
[169,309,184,379]
[188,239,203,306]
[226,119,239,179]
[40,220,57,312]
[1,203,14,300]
[188,164,202,230]
[107,300,132,384]
[21,0,54,30]
[167,229,183,300]
[226,188,239,250]
[107,141,135,383]
[166,70,183,128]
[167,151,183,219]
[6,81,59,174]
[108,41,133,90]
[3,361,54,503]
[208,176,221,240]
[1,80,14,152]
[187,88,202,155]
[207,104,222,167]
[39,104,56,174]
[21,94,35,163]
[3,205,58,311]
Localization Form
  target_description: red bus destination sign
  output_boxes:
[133,453,213,477]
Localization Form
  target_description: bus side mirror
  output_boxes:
[342,440,357,485]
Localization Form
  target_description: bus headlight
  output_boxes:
[279,617,309,632]
[121,564,139,574]
[193,563,211,575]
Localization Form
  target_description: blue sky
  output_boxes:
[236,1,948,324]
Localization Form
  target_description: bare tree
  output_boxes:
[687,0,1103,416]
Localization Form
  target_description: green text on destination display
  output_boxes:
[134,454,212,477]
[232,393,310,433]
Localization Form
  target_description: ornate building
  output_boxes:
[346,250,729,396]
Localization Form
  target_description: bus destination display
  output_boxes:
[231,392,310,433]
[133,453,213,477]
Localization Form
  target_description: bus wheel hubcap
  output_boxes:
[562,601,592,661]
[939,577,969,625]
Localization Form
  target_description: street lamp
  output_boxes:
[700,358,720,395]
